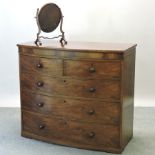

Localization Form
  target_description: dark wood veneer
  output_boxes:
[22,111,120,151]
[21,72,120,100]
[18,41,136,153]
[20,55,63,76]
[63,59,121,78]
[21,90,120,125]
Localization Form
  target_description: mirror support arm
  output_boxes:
[35,8,42,46]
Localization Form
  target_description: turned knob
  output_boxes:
[89,87,96,92]
[37,81,44,87]
[36,63,43,68]
[89,67,96,73]
[39,125,45,129]
[37,102,44,107]
[87,109,95,115]
[88,132,95,138]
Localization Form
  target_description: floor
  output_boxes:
[0,107,154,155]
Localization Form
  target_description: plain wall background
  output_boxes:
[0,0,154,107]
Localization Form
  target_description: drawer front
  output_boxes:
[19,47,123,60]
[21,91,120,125]
[20,55,63,76]
[21,73,120,100]
[64,60,121,78]
[22,111,120,150]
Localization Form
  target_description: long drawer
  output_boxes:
[21,91,120,125]
[22,111,120,151]
[21,72,120,100]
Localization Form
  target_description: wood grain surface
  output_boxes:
[20,55,63,76]
[21,90,120,125]
[21,72,121,101]
[22,110,121,151]
[18,41,136,153]
[64,59,121,78]
[17,40,136,52]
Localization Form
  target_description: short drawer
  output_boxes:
[22,111,120,150]
[21,73,121,101]
[64,60,121,78]
[20,55,63,76]
[21,91,120,125]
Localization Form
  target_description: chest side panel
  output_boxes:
[121,48,136,149]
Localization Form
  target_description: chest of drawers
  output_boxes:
[18,41,136,153]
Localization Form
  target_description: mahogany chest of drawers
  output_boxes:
[18,41,136,153]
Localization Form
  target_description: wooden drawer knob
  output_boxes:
[37,81,44,87]
[87,109,95,115]
[37,102,44,107]
[39,125,45,129]
[89,87,96,92]
[88,132,95,138]
[89,67,96,73]
[36,63,43,68]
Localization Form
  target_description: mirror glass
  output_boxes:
[38,3,62,33]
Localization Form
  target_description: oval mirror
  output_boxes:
[35,3,67,46]
[38,3,61,33]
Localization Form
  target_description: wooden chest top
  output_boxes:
[18,40,136,52]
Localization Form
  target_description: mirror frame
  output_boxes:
[34,3,67,46]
